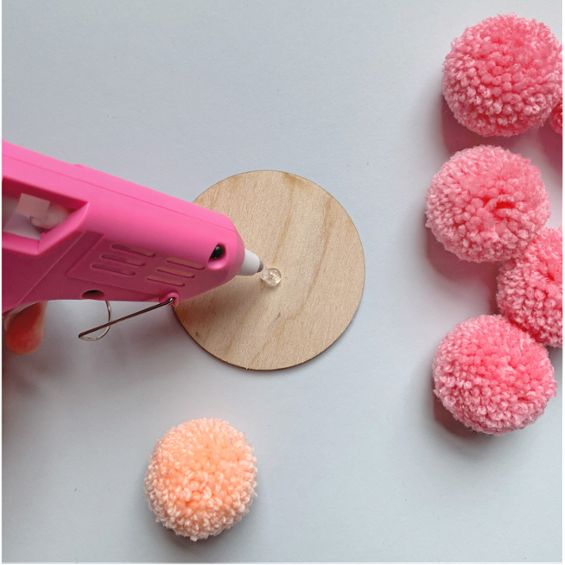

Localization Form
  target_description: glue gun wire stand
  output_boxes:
[78,297,175,341]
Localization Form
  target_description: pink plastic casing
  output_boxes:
[2,141,246,313]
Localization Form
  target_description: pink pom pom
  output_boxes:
[497,227,562,348]
[433,315,556,434]
[426,146,549,262]
[443,14,562,137]
[145,418,257,541]
[550,101,562,135]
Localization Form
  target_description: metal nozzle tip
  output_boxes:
[239,249,262,276]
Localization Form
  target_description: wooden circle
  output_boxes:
[174,171,365,370]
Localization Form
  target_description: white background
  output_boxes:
[2,0,562,561]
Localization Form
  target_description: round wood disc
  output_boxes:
[174,171,365,370]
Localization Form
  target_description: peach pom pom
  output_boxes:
[497,227,562,348]
[433,315,556,434]
[145,418,257,541]
[550,101,562,135]
[443,14,562,137]
[426,146,549,262]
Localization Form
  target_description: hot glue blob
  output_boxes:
[259,267,282,288]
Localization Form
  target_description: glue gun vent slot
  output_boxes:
[91,263,136,277]
[100,253,145,267]
[157,267,195,279]
[111,243,155,257]
[147,274,185,287]
[166,257,205,270]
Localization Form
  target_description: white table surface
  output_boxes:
[2,0,562,562]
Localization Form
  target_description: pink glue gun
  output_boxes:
[2,142,263,335]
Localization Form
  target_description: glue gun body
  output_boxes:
[2,142,261,314]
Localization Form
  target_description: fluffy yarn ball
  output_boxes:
[497,227,562,348]
[145,418,257,541]
[433,315,556,434]
[426,145,549,262]
[550,101,562,135]
[443,14,562,137]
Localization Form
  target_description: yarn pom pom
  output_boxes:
[433,315,556,434]
[497,227,562,348]
[550,101,562,135]
[443,14,562,137]
[145,418,257,541]
[426,146,549,262]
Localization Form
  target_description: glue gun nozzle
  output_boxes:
[239,249,263,276]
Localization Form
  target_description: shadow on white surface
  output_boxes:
[431,388,492,442]
[538,120,563,174]
[424,225,498,313]
[439,95,519,154]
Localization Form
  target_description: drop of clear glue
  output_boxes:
[259,267,282,288]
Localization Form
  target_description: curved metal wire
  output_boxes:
[78,300,112,341]
[78,297,175,341]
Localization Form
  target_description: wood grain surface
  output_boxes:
[174,171,365,370]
